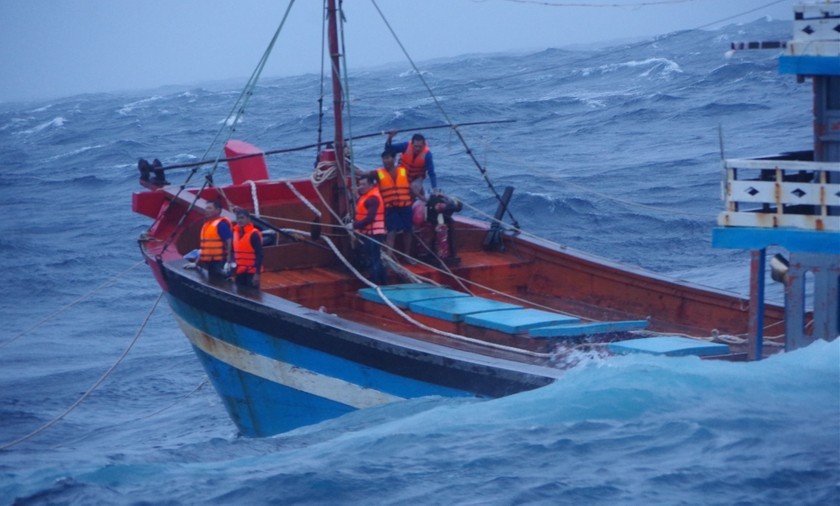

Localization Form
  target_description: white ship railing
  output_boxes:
[718,152,840,231]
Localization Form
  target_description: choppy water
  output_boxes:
[1,17,838,505]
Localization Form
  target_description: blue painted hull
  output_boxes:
[161,265,559,436]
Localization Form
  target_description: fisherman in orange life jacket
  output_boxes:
[386,130,438,201]
[186,200,234,278]
[375,149,414,262]
[352,173,386,285]
[233,208,263,288]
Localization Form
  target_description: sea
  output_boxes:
[1,17,838,505]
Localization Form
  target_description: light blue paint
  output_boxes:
[607,336,731,357]
[712,227,840,254]
[464,308,580,334]
[191,345,355,436]
[168,296,473,400]
[779,56,840,76]
[528,320,648,338]
[358,284,470,308]
[407,297,522,322]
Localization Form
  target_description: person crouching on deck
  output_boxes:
[187,200,234,279]
[353,173,386,285]
[233,208,263,288]
[375,149,415,262]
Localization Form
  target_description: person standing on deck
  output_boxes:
[386,130,438,200]
[352,173,386,285]
[375,149,414,262]
[233,208,263,288]
[187,200,234,279]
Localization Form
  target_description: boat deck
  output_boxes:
[257,249,665,359]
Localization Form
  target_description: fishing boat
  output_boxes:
[132,1,839,437]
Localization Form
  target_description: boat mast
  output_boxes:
[326,0,348,216]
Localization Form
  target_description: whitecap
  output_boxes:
[118,96,164,116]
[0,117,32,131]
[398,68,431,78]
[580,58,683,78]
[217,116,244,126]
[47,144,106,161]
[18,116,66,135]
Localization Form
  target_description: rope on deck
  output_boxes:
[282,225,555,358]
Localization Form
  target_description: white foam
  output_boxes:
[118,96,164,115]
[18,116,66,134]
[47,144,105,161]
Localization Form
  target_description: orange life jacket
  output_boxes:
[199,217,232,262]
[234,223,262,274]
[400,143,430,181]
[355,186,386,236]
[376,166,412,208]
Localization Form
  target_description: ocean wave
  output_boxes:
[117,95,164,116]
[17,116,67,135]
[398,68,431,78]
[579,57,683,79]
[46,144,106,161]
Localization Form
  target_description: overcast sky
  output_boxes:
[0,0,792,103]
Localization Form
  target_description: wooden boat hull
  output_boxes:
[135,177,783,436]
[157,261,561,436]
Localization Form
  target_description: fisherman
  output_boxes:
[386,130,438,200]
[233,208,263,288]
[186,200,234,279]
[411,187,434,261]
[426,191,462,265]
[375,149,414,262]
[352,173,386,285]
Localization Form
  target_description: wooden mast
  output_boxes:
[326,0,347,217]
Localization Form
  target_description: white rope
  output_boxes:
[0,292,164,450]
[285,180,322,217]
[0,260,146,349]
[263,206,752,348]
[282,225,553,358]
[311,160,338,187]
[286,160,741,353]
[380,253,437,285]
[246,180,261,218]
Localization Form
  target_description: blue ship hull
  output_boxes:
[160,263,559,436]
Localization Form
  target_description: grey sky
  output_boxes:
[0,0,792,103]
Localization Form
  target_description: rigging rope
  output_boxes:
[157,0,297,255]
[316,0,328,152]
[246,180,261,217]
[338,0,359,214]
[0,260,146,349]
[299,226,555,358]
[259,199,777,346]
[52,379,209,450]
[369,0,520,230]
[0,292,164,451]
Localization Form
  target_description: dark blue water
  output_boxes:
[1,18,838,505]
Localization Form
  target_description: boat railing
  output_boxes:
[718,151,840,231]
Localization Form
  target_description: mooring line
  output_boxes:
[51,378,209,449]
[0,292,164,451]
[0,260,146,349]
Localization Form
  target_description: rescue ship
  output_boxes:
[132,1,839,437]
